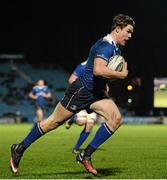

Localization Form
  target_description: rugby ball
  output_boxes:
[108,55,125,72]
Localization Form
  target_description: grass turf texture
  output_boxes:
[0,123,167,179]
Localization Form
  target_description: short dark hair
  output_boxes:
[111,14,135,31]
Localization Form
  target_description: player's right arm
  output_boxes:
[29,91,38,100]
[93,57,128,80]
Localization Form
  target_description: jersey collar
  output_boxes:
[104,34,117,46]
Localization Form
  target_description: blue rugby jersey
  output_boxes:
[79,34,121,92]
[32,85,50,106]
[73,61,87,77]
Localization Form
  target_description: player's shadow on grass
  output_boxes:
[97,167,124,176]
[79,167,124,179]
[18,167,125,178]
[19,170,88,177]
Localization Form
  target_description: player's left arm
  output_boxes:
[68,73,78,84]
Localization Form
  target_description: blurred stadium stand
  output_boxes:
[0,54,69,123]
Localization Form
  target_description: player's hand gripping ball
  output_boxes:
[107,55,125,81]
[108,55,125,71]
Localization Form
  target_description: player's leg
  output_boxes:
[9,102,74,175]
[75,110,88,125]
[76,98,122,175]
[36,107,44,122]
[65,109,87,129]
[73,112,96,153]
[65,114,77,129]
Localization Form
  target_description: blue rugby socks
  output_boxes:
[22,122,44,148]
[73,131,90,150]
[84,123,113,156]
[15,122,44,154]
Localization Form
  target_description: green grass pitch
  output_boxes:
[0,123,167,179]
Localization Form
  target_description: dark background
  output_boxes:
[0,0,167,115]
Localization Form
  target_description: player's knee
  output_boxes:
[77,118,87,125]
[76,111,87,125]
[114,116,123,127]
[106,115,122,132]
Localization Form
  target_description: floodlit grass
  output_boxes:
[0,123,167,179]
